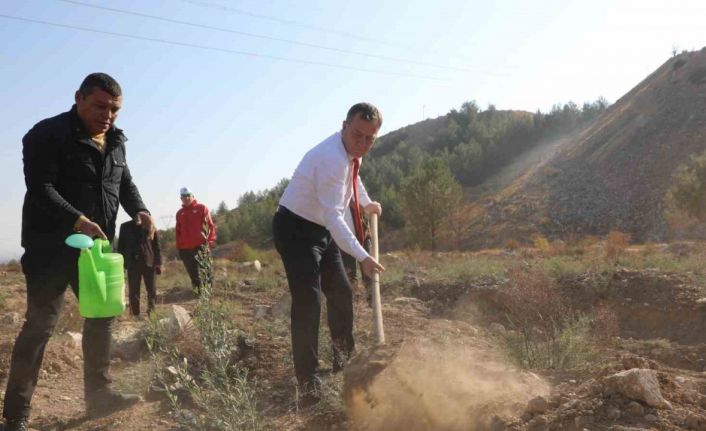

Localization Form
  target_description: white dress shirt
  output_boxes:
[280,131,372,261]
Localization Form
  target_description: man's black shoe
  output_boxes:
[4,418,29,431]
[85,388,142,417]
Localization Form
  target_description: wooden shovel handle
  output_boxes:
[370,213,385,344]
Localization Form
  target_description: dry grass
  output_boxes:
[605,230,631,259]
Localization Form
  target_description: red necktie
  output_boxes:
[351,158,365,244]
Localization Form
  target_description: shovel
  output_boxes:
[369,213,385,345]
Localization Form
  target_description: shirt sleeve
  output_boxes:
[23,123,84,228]
[315,160,369,261]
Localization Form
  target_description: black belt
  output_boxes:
[277,206,317,225]
[277,205,303,219]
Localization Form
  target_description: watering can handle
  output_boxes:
[370,213,385,345]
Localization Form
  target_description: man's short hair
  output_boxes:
[346,103,382,127]
[78,73,122,98]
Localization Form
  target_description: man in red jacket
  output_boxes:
[175,187,216,297]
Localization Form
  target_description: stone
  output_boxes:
[620,354,651,370]
[239,260,262,272]
[604,369,672,409]
[65,331,82,349]
[112,324,144,361]
[645,414,658,422]
[624,401,645,416]
[526,396,549,415]
[163,304,193,336]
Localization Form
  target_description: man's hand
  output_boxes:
[361,256,385,278]
[208,241,216,249]
[76,217,108,240]
[134,211,156,240]
[155,265,163,275]
[363,202,382,216]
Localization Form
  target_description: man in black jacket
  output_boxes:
[118,219,162,317]
[2,73,156,431]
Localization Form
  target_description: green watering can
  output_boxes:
[65,233,126,318]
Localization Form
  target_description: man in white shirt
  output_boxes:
[273,103,385,405]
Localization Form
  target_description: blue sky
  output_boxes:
[1,0,705,260]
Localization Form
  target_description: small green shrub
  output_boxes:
[148,299,261,430]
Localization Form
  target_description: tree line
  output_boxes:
[159,99,610,251]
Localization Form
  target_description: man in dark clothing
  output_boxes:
[117,219,162,316]
[2,73,155,431]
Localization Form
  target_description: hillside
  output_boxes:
[463,48,706,247]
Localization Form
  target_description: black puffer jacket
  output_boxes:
[21,105,148,274]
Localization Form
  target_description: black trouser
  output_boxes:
[272,207,355,384]
[3,266,113,420]
[178,245,211,294]
[127,262,156,315]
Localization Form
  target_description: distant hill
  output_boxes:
[463,48,706,247]
[189,49,706,252]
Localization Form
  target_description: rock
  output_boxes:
[1,312,20,325]
[239,260,262,272]
[620,354,651,370]
[604,369,672,409]
[253,305,271,319]
[526,396,549,415]
[65,331,82,349]
[624,401,645,416]
[112,324,144,361]
[645,414,658,422]
[685,413,706,431]
[163,304,193,336]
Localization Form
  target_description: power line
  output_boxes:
[58,0,473,73]
[0,13,446,80]
[181,0,399,47]
[180,0,479,64]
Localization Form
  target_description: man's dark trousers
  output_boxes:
[272,207,355,384]
[178,245,210,294]
[2,263,112,420]
[127,262,156,315]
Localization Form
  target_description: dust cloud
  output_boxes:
[345,337,548,431]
